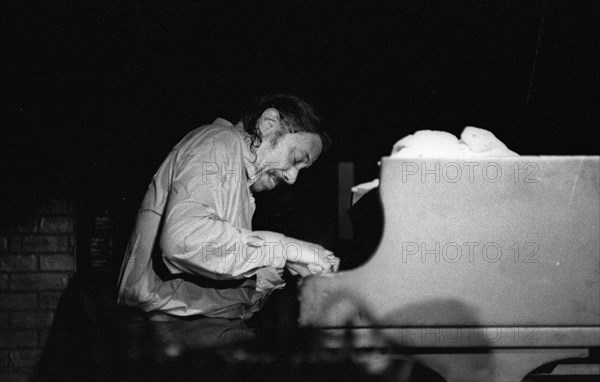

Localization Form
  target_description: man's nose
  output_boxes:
[282,167,299,184]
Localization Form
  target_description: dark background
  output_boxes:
[2,0,598,260]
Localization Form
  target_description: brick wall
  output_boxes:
[0,199,76,382]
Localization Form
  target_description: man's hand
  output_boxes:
[278,236,339,275]
[286,261,340,277]
[250,231,340,275]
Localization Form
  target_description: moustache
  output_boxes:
[267,169,283,186]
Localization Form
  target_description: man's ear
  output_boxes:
[258,108,281,136]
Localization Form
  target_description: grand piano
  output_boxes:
[299,157,600,381]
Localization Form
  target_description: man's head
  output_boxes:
[239,94,331,192]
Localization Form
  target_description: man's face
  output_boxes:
[249,128,323,193]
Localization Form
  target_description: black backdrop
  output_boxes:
[2,1,598,263]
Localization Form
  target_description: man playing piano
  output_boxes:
[116,94,339,356]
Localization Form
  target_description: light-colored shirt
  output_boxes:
[117,118,285,319]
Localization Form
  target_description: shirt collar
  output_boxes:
[230,121,259,185]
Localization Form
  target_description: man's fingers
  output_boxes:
[279,238,338,272]
[286,262,312,277]
[307,263,323,274]
[324,252,340,272]
[332,257,340,272]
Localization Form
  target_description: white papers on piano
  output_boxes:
[391,126,519,159]
[351,127,519,205]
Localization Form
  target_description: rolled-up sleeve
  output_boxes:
[159,135,285,280]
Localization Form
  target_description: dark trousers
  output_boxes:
[147,312,257,359]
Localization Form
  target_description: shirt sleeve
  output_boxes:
[159,133,285,280]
